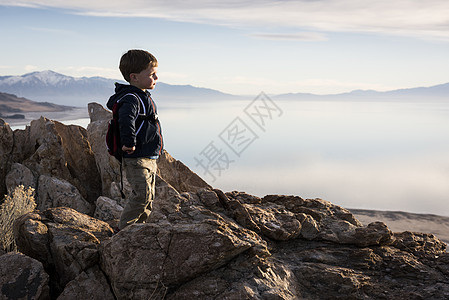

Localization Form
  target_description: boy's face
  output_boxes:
[130,66,158,90]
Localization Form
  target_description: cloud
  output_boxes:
[0,0,449,39]
[250,32,327,42]
[24,65,39,72]
[27,26,76,35]
[2,0,449,40]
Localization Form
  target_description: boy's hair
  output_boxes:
[119,49,158,82]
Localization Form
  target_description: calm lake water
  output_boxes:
[10,97,449,216]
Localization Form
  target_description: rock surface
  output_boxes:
[1,106,449,299]
[0,252,50,300]
[37,175,94,215]
[5,162,36,195]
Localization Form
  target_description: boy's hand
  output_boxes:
[122,145,135,154]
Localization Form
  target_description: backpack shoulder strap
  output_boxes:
[127,92,146,134]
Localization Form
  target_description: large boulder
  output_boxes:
[100,220,262,300]
[14,207,113,295]
[0,252,50,300]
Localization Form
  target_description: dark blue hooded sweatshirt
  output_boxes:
[106,83,163,159]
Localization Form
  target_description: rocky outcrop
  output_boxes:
[1,116,101,213]
[1,106,449,300]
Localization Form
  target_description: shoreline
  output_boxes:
[2,107,89,129]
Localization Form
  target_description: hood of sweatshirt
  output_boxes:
[106,83,145,110]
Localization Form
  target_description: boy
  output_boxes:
[106,49,163,230]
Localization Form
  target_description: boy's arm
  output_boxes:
[118,96,139,151]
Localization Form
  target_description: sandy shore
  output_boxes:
[351,208,449,245]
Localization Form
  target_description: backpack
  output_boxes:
[106,100,123,162]
[106,92,146,162]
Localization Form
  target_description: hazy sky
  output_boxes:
[1,1,449,95]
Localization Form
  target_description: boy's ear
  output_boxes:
[129,73,137,82]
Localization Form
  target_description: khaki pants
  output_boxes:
[118,157,157,230]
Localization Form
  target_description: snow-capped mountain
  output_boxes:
[1,70,74,86]
[0,71,239,107]
[0,71,122,106]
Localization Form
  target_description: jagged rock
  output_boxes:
[94,196,123,228]
[5,163,36,194]
[0,119,14,198]
[37,175,94,215]
[0,252,50,300]
[53,121,101,203]
[56,266,115,300]
[10,117,100,206]
[14,207,113,295]
[11,117,72,182]
[156,150,212,193]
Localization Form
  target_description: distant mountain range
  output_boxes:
[0,70,239,107]
[273,83,449,101]
[0,71,447,108]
